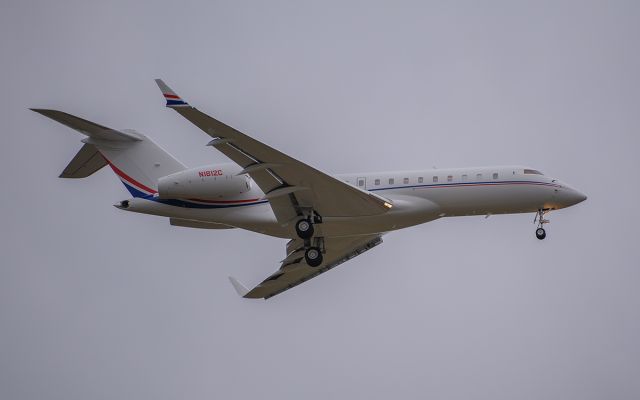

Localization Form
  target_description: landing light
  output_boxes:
[384,202,393,209]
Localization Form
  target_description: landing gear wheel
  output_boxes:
[534,209,550,240]
[295,218,314,239]
[305,247,323,267]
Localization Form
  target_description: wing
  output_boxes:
[154,80,393,225]
[230,234,383,299]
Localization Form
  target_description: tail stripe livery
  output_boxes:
[101,156,158,196]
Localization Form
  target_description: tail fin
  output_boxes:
[32,109,186,198]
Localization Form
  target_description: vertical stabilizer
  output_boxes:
[32,109,186,197]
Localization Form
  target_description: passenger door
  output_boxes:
[357,177,367,190]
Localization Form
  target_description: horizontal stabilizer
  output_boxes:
[60,143,107,178]
[31,109,142,142]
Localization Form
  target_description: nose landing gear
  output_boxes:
[534,209,550,240]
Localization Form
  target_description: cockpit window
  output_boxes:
[524,169,543,175]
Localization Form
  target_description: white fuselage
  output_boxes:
[119,164,587,238]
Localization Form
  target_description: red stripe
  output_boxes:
[99,152,261,201]
[99,154,158,194]
[163,93,180,99]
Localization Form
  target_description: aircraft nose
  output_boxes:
[566,188,587,206]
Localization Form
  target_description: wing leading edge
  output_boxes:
[153,79,393,226]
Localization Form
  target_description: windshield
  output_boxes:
[523,169,543,175]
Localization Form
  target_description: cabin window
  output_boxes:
[374,179,380,186]
[403,178,409,184]
[357,178,365,187]
[493,172,498,179]
[524,169,543,175]
[433,176,438,183]
[418,177,423,183]
[476,173,483,180]
[447,175,453,182]
[461,174,468,181]
[389,178,394,185]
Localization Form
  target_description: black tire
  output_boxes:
[305,247,323,267]
[536,228,546,240]
[295,218,314,239]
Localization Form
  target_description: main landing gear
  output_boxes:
[295,213,324,267]
[534,209,550,240]
[295,218,314,239]
[304,246,323,267]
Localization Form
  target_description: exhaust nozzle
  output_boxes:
[114,200,130,209]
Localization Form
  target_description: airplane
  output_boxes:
[32,79,587,300]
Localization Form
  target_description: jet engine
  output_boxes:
[157,164,251,200]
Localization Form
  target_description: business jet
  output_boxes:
[32,80,587,299]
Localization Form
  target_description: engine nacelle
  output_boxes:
[157,164,251,200]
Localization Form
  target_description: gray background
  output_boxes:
[1,1,639,399]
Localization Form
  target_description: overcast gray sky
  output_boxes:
[1,1,639,399]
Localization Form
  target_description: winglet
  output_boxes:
[154,79,190,108]
[228,276,249,297]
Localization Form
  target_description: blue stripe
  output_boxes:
[121,180,556,210]
[122,181,151,198]
[122,182,268,209]
[166,99,188,106]
[369,180,559,192]
[153,198,269,209]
